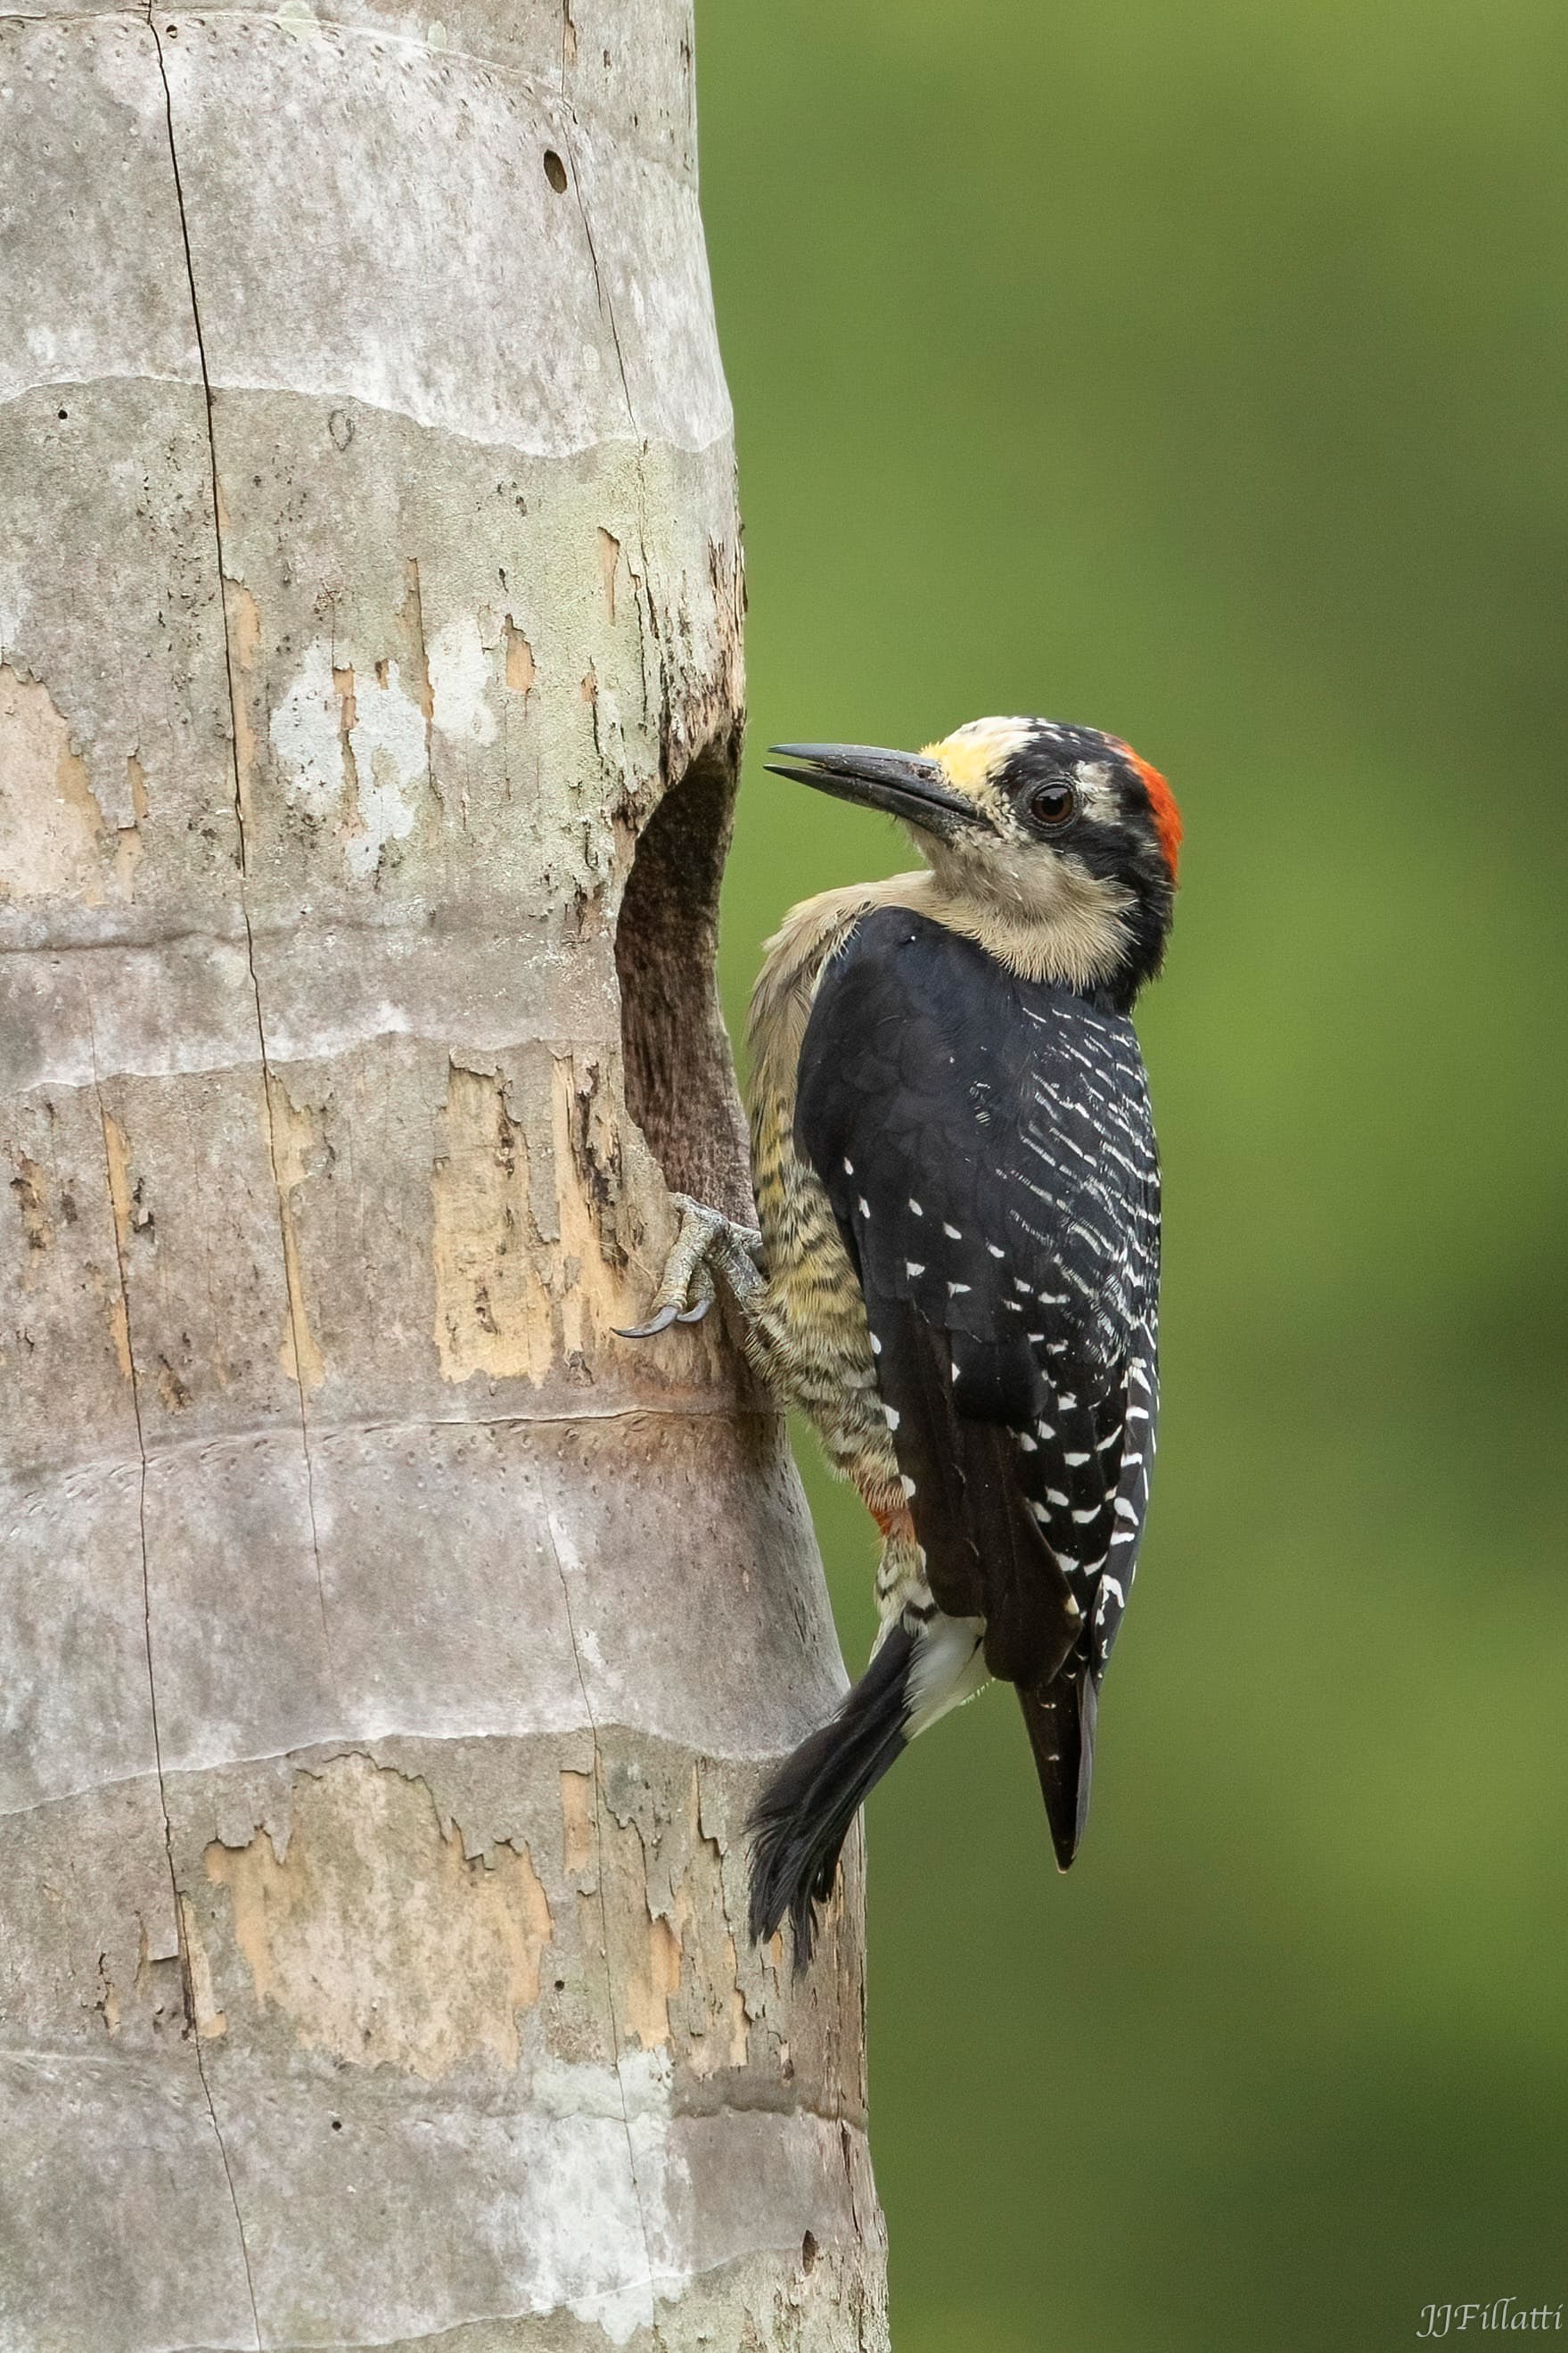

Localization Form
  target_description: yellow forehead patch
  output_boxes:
[923,715,1033,796]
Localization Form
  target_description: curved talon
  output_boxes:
[619,1197,733,1341]
[615,1304,685,1340]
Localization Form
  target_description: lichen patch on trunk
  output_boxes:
[271,637,429,879]
[428,610,497,746]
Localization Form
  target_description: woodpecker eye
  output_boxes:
[1026,780,1078,829]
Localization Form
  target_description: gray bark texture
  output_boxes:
[0,2,890,2345]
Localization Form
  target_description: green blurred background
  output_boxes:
[694,3,1567,2347]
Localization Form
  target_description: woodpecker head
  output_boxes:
[766,716,1181,1007]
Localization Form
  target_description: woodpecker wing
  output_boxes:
[794,907,1161,1861]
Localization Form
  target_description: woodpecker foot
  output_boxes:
[617,1195,764,1339]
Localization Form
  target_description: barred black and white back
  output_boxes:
[785,906,1161,1878]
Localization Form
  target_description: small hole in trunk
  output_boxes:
[615,739,751,1225]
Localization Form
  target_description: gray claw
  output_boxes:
[620,1197,735,1342]
[614,1304,684,1340]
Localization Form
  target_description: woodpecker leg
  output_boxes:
[869,1508,926,1630]
[617,1193,765,1340]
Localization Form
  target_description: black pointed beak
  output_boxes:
[764,743,995,840]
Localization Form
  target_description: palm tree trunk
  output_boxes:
[0,3,888,2343]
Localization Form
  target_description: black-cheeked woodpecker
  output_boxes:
[622,716,1182,1966]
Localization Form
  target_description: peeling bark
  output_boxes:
[0,4,888,2345]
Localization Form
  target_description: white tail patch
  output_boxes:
[904,1613,989,1739]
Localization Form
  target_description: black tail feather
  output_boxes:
[746,1625,916,1970]
[1018,1666,1098,1871]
